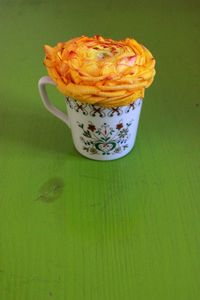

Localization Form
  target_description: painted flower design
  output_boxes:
[88,124,96,132]
[43,35,156,107]
[116,123,123,130]
[118,128,128,138]
[78,120,132,155]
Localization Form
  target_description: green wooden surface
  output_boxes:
[0,1,200,299]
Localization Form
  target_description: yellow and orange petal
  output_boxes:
[43,35,156,107]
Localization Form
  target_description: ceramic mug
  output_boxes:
[38,76,143,160]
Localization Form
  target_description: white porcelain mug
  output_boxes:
[38,76,143,160]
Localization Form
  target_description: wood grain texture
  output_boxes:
[0,1,200,299]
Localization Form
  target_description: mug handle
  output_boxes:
[38,76,70,127]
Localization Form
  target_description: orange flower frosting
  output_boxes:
[44,35,156,107]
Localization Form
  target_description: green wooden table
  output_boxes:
[0,1,200,299]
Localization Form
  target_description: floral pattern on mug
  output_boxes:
[66,97,142,118]
[77,120,133,155]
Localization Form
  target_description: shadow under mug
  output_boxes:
[38,76,143,161]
